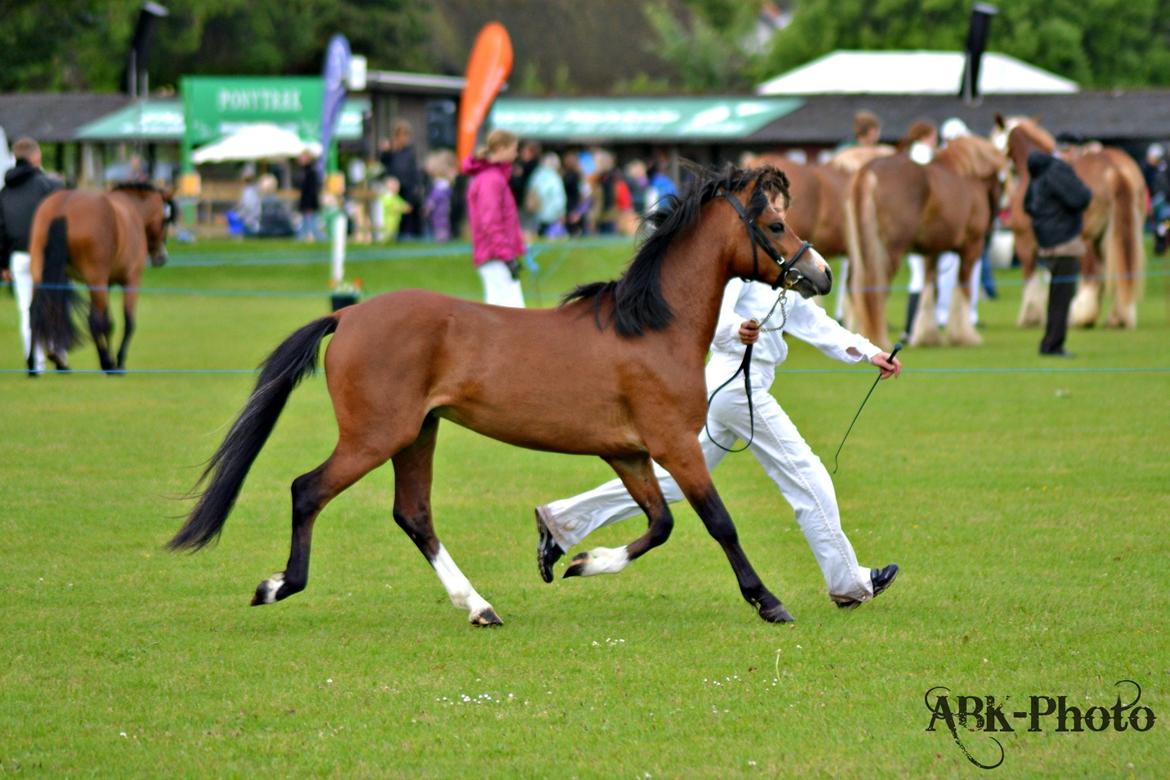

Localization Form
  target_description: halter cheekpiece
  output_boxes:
[721,189,811,290]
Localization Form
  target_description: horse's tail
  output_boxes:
[846,167,890,346]
[1102,158,1145,328]
[169,315,340,551]
[29,217,83,357]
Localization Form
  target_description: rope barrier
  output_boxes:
[8,266,1168,301]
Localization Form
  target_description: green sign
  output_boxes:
[489,97,804,141]
[181,76,325,146]
[78,98,368,143]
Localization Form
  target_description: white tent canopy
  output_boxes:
[192,122,322,164]
[756,50,1079,96]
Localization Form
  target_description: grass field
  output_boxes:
[1,236,1167,777]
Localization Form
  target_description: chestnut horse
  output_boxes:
[167,165,833,627]
[28,182,170,372]
[991,115,1146,329]
[757,147,895,320]
[846,136,1006,349]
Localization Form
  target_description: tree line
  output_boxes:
[2,0,1167,95]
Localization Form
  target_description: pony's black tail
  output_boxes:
[168,316,339,551]
[29,217,82,359]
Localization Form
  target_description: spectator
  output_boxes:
[0,136,60,373]
[296,151,325,242]
[509,139,542,233]
[836,110,882,152]
[379,121,423,238]
[646,157,678,214]
[561,151,587,236]
[463,129,526,308]
[423,150,456,242]
[255,174,295,238]
[1024,150,1092,356]
[526,152,567,237]
[236,170,262,236]
[378,175,412,243]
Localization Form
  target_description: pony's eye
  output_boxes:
[769,222,784,235]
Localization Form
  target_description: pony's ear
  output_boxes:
[994,112,1005,129]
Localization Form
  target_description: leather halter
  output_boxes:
[722,189,811,290]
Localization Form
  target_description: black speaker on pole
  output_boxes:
[425,99,458,150]
[124,2,169,97]
[959,3,998,104]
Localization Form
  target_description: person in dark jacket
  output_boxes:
[1024,150,1092,356]
[378,121,423,238]
[296,151,324,242]
[1,137,60,372]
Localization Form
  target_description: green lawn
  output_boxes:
[1,237,1167,777]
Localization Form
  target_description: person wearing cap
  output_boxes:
[933,118,989,331]
[1024,149,1092,356]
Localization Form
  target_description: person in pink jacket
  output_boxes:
[463,129,526,307]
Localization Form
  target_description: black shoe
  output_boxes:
[535,506,564,584]
[1039,348,1075,358]
[835,563,899,609]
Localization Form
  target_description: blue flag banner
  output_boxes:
[319,33,351,176]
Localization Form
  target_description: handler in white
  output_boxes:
[535,278,902,607]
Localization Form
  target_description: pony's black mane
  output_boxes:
[561,162,788,337]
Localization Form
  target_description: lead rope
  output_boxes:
[706,288,789,453]
[830,341,902,474]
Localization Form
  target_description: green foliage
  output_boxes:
[0,238,1168,774]
[0,0,432,93]
[644,0,765,93]
[763,0,1170,88]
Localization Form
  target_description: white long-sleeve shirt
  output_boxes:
[709,279,881,383]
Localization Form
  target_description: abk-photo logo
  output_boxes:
[924,679,1156,769]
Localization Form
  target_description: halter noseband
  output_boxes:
[722,189,811,290]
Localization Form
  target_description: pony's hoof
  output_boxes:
[758,602,796,623]
[563,552,589,578]
[471,607,503,627]
[251,573,285,606]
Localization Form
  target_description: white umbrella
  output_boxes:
[192,123,322,163]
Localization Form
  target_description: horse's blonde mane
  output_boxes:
[1004,117,1056,153]
[935,136,1006,179]
[827,145,895,173]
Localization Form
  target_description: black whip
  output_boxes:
[830,341,902,474]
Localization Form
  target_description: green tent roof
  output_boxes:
[489,96,804,142]
[75,98,370,142]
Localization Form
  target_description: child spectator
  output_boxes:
[379,175,413,243]
[423,150,456,242]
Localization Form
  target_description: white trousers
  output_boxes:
[542,356,873,602]
[906,252,979,327]
[935,252,979,327]
[477,260,525,308]
[10,251,46,372]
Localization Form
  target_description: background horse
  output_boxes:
[28,182,170,372]
[992,115,1146,329]
[756,146,894,321]
[168,164,833,627]
[846,136,1006,349]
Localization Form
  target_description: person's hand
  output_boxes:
[738,319,760,345]
[1,269,11,284]
[870,351,901,379]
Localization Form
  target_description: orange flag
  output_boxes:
[457,22,514,165]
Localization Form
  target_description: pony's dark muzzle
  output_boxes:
[150,249,168,268]
[789,248,833,298]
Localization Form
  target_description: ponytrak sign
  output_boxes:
[182,76,325,147]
